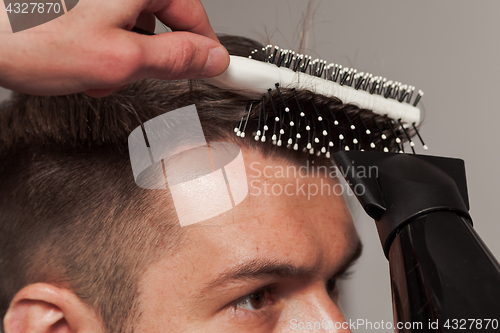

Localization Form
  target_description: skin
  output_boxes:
[137,149,360,332]
[4,149,360,332]
[0,0,230,97]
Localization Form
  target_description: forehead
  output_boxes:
[204,152,352,251]
[137,148,358,329]
[149,147,357,276]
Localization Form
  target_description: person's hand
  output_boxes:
[0,0,230,97]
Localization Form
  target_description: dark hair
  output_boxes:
[0,36,397,333]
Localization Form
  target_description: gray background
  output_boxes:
[1,0,499,330]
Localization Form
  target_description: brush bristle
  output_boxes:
[255,45,423,109]
[233,90,427,157]
[230,46,428,157]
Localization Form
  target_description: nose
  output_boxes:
[278,285,352,332]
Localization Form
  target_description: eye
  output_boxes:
[235,288,270,311]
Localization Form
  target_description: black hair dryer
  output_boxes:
[333,151,500,332]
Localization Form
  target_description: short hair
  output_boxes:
[0,36,392,332]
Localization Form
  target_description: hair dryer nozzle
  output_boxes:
[332,151,470,256]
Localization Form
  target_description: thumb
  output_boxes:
[130,31,230,80]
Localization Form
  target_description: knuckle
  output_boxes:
[96,42,144,85]
[165,41,198,80]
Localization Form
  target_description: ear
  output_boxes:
[4,283,105,333]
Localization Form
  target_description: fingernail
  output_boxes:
[201,46,229,77]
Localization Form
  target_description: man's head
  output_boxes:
[135,148,361,332]
[0,36,374,332]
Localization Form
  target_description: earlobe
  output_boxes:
[4,283,105,333]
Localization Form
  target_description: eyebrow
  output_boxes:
[202,240,363,293]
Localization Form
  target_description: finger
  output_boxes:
[128,30,229,80]
[147,0,218,41]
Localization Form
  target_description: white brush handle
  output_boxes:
[204,56,421,126]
